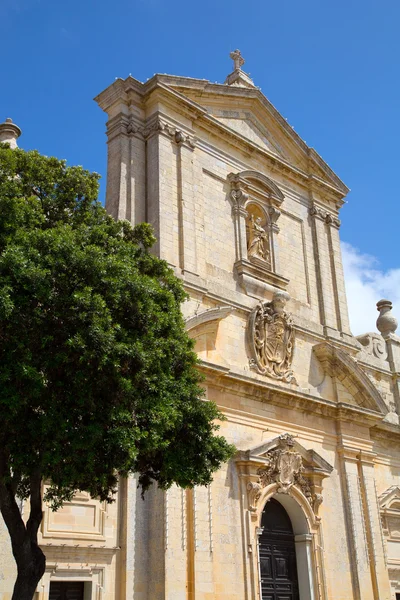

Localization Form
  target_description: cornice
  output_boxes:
[371,421,400,442]
[199,360,385,426]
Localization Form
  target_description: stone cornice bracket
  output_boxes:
[174,129,196,150]
[309,204,341,228]
[267,206,281,233]
[139,116,196,149]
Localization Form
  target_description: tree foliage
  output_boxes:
[0,144,234,599]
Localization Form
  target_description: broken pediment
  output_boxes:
[313,342,388,416]
[236,433,333,518]
[185,306,233,367]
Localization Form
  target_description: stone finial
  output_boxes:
[0,118,22,149]
[225,49,255,88]
[230,49,245,71]
[376,299,398,337]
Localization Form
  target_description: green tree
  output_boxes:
[0,145,234,600]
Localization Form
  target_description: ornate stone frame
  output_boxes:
[228,170,289,299]
[379,486,400,580]
[236,434,333,600]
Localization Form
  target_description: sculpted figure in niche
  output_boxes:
[249,292,295,382]
[247,214,270,265]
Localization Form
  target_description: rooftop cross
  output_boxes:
[230,49,245,71]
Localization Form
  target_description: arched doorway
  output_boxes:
[259,498,299,600]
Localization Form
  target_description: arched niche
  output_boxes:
[227,170,289,298]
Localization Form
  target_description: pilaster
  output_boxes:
[105,115,146,224]
[338,446,374,600]
[309,206,338,335]
[174,131,198,277]
[325,216,353,338]
[358,451,391,600]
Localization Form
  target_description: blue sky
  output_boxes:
[1,0,400,332]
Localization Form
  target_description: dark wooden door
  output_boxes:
[49,582,84,600]
[259,498,299,600]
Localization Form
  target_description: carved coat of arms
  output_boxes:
[248,292,295,382]
[255,434,321,512]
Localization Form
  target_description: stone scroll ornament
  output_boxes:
[248,292,295,382]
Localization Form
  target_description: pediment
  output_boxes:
[214,113,290,159]
[236,432,333,476]
[159,78,348,196]
[379,486,400,510]
[313,342,388,416]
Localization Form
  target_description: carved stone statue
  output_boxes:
[248,292,295,382]
[247,215,270,264]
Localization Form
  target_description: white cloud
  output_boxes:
[341,241,400,336]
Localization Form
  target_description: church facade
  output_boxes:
[2,52,400,600]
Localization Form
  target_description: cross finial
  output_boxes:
[230,49,245,71]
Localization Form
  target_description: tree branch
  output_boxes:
[26,472,43,544]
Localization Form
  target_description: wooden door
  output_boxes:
[49,581,85,600]
[259,498,299,600]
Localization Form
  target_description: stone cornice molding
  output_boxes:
[198,360,386,425]
[185,306,233,332]
[105,112,196,148]
[313,342,388,415]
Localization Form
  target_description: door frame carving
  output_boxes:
[236,434,333,600]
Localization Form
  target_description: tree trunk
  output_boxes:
[0,466,46,600]
[12,540,46,600]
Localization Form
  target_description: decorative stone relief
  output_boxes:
[125,115,196,149]
[356,332,387,360]
[256,434,321,511]
[236,434,333,521]
[248,292,295,382]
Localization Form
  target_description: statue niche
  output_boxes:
[246,204,271,268]
[248,291,295,382]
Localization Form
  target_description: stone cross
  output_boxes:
[230,49,245,71]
